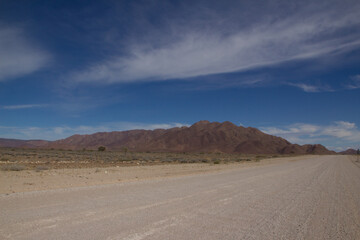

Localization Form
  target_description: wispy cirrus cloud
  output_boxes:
[0,122,188,140]
[0,25,51,81]
[288,83,333,93]
[1,104,48,110]
[261,121,360,150]
[346,75,360,89]
[69,1,360,84]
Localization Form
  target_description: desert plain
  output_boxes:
[0,147,298,194]
[1,149,360,239]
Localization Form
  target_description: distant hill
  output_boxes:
[0,138,49,148]
[339,148,358,155]
[41,120,335,154]
[0,121,336,154]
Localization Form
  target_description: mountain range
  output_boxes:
[0,120,336,154]
[339,148,359,155]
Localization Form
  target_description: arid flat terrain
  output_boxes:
[1,155,359,239]
[0,147,294,194]
[0,154,306,194]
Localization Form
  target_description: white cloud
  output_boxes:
[346,75,360,89]
[70,4,360,84]
[322,121,356,138]
[292,84,319,93]
[264,123,321,136]
[288,83,333,93]
[1,104,48,110]
[0,26,50,81]
[0,122,189,140]
[261,121,360,150]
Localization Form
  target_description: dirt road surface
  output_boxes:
[1,155,359,239]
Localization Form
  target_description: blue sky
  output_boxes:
[0,0,359,151]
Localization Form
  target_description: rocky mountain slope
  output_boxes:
[44,120,335,154]
[339,148,358,155]
[0,138,49,148]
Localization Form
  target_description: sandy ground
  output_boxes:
[0,155,359,240]
[0,155,310,194]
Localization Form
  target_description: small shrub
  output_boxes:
[213,160,220,164]
[122,147,128,156]
[255,156,263,162]
[98,146,106,152]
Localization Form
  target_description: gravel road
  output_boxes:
[1,155,359,239]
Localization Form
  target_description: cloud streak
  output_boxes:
[0,25,50,81]
[288,83,333,93]
[70,1,360,84]
[1,104,48,110]
[261,121,360,150]
[346,75,360,89]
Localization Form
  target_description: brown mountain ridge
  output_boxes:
[39,120,335,154]
[0,138,49,148]
[339,148,359,155]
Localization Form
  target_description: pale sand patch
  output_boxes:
[0,155,315,194]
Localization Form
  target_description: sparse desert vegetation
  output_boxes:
[0,147,302,194]
[0,147,284,170]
